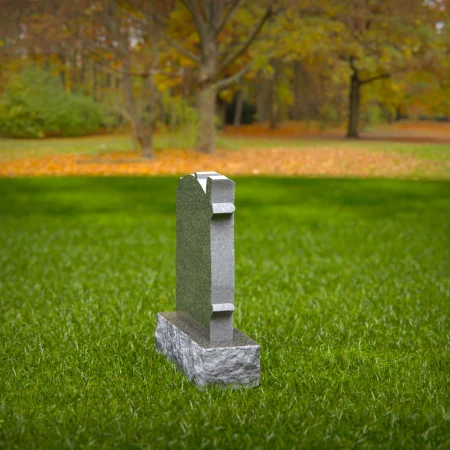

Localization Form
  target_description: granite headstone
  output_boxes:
[155,172,260,387]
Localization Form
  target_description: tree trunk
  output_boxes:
[66,56,72,93]
[256,78,269,123]
[110,0,155,160]
[346,72,361,138]
[57,54,66,89]
[196,35,217,154]
[292,60,304,121]
[122,56,154,159]
[79,52,86,86]
[196,85,217,154]
[233,90,244,126]
[138,130,153,159]
[92,61,97,101]
[268,74,277,129]
[256,77,272,123]
[145,73,158,159]
[106,0,160,158]
[217,96,227,131]
[59,68,66,90]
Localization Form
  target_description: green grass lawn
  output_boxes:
[1,133,449,162]
[1,177,449,448]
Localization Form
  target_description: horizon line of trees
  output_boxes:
[0,0,449,158]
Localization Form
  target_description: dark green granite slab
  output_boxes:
[176,172,236,343]
[176,174,213,328]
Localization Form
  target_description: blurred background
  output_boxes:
[0,0,449,174]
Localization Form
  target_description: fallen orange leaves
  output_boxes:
[0,147,448,178]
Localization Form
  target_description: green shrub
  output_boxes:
[0,67,103,138]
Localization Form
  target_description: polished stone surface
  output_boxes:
[155,313,260,388]
[176,172,235,343]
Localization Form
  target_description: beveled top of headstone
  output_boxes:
[176,172,235,341]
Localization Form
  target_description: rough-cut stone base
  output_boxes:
[155,312,260,388]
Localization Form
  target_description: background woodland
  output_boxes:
[0,0,449,157]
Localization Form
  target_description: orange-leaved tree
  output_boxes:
[149,0,277,154]
[327,0,444,138]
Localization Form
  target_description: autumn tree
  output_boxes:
[149,0,276,154]
[248,2,346,130]
[0,0,166,156]
[328,0,443,138]
[99,0,157,157]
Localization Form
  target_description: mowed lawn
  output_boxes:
[1,133,450,161]
[0,177,449,448]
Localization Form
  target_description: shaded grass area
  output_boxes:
[0,177,449,449]
[1,132,449,162]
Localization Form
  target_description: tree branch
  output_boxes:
[157,29,200,63]
[360,73,390,85]
[179,0,207,44]
[349,55,358,73]
[349,28,382,58]
[218,3,274,74]
[215,60,253,90]
[97,62,150,78]
[97,63,180,79]
[199,0,210,22]
[214,0,242,36]
[146,11,200,63]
